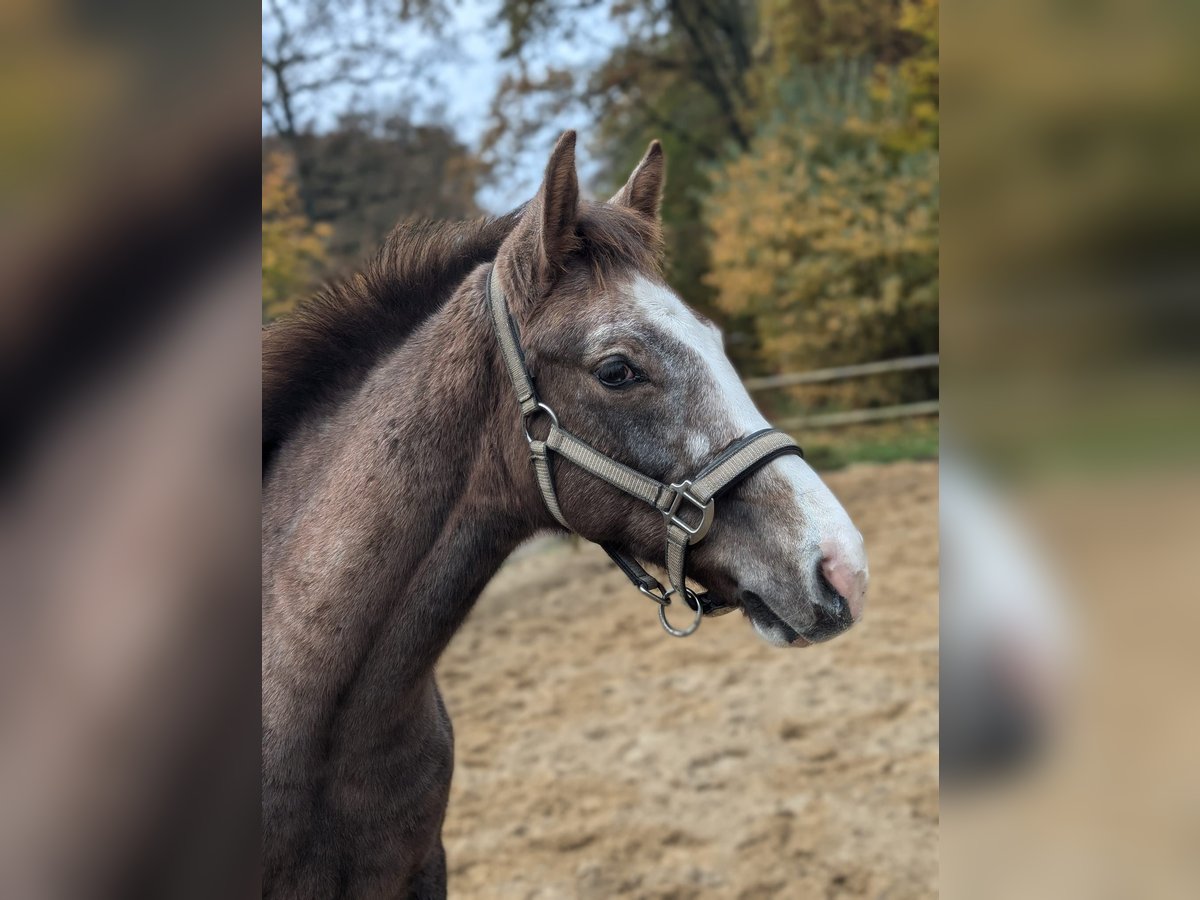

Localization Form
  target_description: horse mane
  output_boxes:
[262,201,662,472]
[263,210,522,471]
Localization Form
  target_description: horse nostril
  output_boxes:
[806,579,855,642]
[819,538,868,622]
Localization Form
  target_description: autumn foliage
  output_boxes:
[704,63,938,396]
[261,151,330,322]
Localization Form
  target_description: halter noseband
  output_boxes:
[487,265,803,637]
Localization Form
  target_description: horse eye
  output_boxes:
[596,358,639,389]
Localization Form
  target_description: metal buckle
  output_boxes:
[521,402,559,443]
[664,480,715,545]
[658,587,704,637]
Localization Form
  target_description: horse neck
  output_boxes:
[262,267,545,748]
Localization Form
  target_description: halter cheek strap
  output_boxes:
[487,265,803,637]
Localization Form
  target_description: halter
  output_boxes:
[487,266,803,637]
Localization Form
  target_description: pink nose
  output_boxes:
[820,537,869,621]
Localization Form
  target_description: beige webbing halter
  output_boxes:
[487,266,803,637]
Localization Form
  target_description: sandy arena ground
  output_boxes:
[439,461,938,899]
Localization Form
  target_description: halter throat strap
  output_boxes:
[486,265,802,637]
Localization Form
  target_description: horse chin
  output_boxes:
[741,596,809,648]
[737,580,857,648]
[749,615,808,648]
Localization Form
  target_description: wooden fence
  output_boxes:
[744,354,939,430]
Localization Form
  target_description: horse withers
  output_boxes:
[262,132,868,898]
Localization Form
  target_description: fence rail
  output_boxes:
[743,353,939,391]
[777,401,940,430]
[747,354,939,430]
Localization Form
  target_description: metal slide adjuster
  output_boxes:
[637,583,670,607]
[521,402,559,443]
[664,480,715,545]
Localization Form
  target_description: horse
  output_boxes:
[262,131,869,898]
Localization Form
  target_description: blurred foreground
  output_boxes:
[942,0,1200,896]
[942,461,1200,898]
[1,2,261,895]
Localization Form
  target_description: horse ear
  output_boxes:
[532,130,580,283]
[610,140,664,222]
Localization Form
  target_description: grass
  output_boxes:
[793,417,940,471]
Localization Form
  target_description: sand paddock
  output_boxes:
[439,461,938,898]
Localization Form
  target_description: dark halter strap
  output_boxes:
[487,265,803,637]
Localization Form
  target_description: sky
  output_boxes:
[263,0,627,213]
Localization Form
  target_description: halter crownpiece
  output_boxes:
[487,265,803,637]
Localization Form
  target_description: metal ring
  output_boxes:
[657,588,704,637]
[521,402,559,443]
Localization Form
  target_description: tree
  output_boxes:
[704,63,938,404]
[261,0,446,217]
[483,1,762,318]
[264,112,482,271]
[890,0,939,150]
[262,151,331,322]
[482,0,936,349]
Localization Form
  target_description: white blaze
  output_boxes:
[626,276,768,437]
